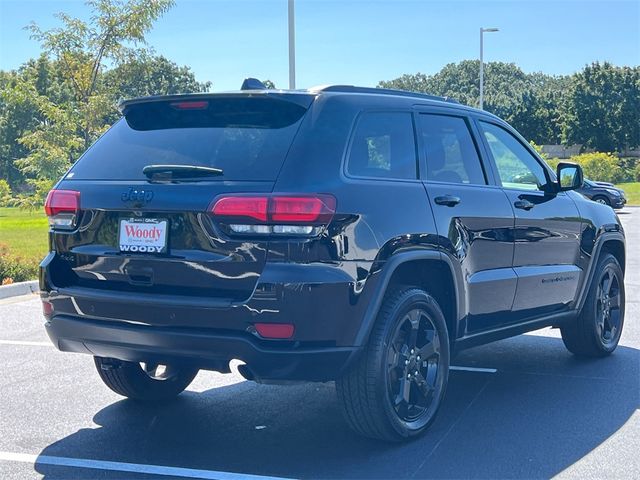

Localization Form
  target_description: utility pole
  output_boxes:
[479,27,499,109]
[288,0,296,89]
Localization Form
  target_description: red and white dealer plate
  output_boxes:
[118,218,168,254]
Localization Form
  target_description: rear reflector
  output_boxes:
[254,323,295,339]
[41,300,53,316]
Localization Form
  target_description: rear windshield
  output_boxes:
[68,96,308,181]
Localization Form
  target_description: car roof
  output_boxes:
[119,85,499,121]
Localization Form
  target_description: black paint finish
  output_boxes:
[41,88,625,381]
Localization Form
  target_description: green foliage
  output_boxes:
[545,157,561,171]
[0,0,194,207]
[635,163,640,182]
[615,182,640,205]
[569,152,625,183]
[380,61,567,144]
[529,141,549,161]
[561,62,640,152]
[262,79,276,89]
[380,61,637,151]
[0,180,11,207]
[0,244,39,283]
[103,53,211,102]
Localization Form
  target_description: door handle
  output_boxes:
[434,195,461,207]
[514,199,535,210]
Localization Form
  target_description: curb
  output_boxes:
[0,280,39,300]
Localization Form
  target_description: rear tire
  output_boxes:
[337,288,450,442]
[561,253,625,357]
[94,357,198,402]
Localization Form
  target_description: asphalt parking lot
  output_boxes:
[0,209,638,480]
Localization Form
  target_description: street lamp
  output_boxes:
[479,27,499,109]
[288,0,296,89]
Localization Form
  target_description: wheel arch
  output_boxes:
[355,250,463,349]
[575,231,625,312]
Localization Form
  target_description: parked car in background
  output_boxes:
[577,179,627,208]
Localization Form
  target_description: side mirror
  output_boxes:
[556,162,583,191]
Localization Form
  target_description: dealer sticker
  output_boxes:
[119,218,168,254]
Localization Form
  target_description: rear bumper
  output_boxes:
[45,314,360,382]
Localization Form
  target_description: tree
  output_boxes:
[561,62,640,152]
[103,53,211,102]
[27,0,175,149]
[8,0,174,206]
[379,61,566,144]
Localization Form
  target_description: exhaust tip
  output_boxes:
[237,363,255,381]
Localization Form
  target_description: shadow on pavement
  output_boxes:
[36,334,639,479]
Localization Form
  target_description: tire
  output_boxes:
[94,357,198,402]
[561,253,625,357]
[593,196,610,206]
[337,288,450,442]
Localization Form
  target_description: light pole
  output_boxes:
[288,0,296,89]
[479,27,498,109]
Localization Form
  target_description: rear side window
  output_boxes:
[419,114,486,185]
[68,96,308,181]
[346,112,417,180]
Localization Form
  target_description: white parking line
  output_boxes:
[450,365,497,373]
[0,340,52,347]
[0,451,294,480]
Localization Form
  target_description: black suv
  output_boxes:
[41,84,626,441]
[577,178,627,209]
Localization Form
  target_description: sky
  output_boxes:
[0,0,638,91]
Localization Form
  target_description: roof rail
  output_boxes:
[309,85,459,104]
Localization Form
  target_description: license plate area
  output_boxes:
[119,218,168,254]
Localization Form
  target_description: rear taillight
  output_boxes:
[211,194,336,236]
[44,189,80,229]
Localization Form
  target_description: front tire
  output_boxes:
[593,196,611,206]
[337,288,450,441]
[94,357,198,402]
[561,253,625,357]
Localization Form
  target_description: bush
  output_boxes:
[0,180,11,207]
[568,152,625,183]
[0,244,39,283]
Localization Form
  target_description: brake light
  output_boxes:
[170,100,209,110]
[211,194,336,236]
[212,196,268,222]
[44,189,80,229]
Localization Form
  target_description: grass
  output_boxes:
[615,182,640,206]
[0,207,48,260]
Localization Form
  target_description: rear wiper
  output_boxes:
[142,164,223,181]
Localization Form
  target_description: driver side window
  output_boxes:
[479,121,548,191]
